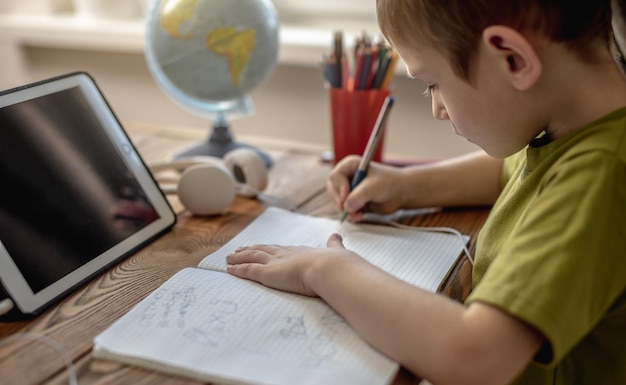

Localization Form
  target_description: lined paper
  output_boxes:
[94,268,397,385]
[94,207,468,385]
[199,207,467,293]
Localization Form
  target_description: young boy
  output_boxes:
[226,1,626,384]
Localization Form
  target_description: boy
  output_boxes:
[226,1,626,384]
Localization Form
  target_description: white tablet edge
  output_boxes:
[0,72,176,316]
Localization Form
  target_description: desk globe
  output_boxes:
[144,0,280,166]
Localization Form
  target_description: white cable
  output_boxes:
[392,222,474,266]
[364,218,474,266]
[0,298,14,316]
[235,184,298,212]
[0,332,78,385]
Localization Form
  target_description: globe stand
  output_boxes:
[144,0,281,172]
[174,115,273,169]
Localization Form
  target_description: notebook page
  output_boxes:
[94,267,397,385]
[199,207,467,293]
[198,208,340,273]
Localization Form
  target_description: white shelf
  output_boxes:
[0,13,380,68]
[0,14,144,52]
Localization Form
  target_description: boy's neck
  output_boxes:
[541,43,626,140]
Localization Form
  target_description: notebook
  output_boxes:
[94,207,468,385]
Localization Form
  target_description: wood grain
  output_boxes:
[0,125,488,385]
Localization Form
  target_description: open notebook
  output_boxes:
[94,207,468,385]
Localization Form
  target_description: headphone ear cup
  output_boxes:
[223,148,268,197]
[177,163,236,216]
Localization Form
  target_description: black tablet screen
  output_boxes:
[0,87,159,293]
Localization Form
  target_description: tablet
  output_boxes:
[0,72,177,320]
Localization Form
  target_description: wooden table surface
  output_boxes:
[0,124,489,385]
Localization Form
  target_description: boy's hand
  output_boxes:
[326,155,406,221]
[226,233,357,296]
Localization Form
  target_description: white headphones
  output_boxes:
[150,148,269,216]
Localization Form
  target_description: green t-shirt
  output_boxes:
[467,108,626,384]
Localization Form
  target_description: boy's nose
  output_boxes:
[432,93,449,120]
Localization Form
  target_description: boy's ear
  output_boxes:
[482,26,542,90]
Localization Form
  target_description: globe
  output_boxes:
[144,0,280,165]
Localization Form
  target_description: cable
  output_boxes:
[394,223,474,265]
[155,179,298,212]
[362,217,474,266]
[0,298,14,316]
[0,332,78,385]
[235,184,298,212]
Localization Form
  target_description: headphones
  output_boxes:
[150,148,269,216]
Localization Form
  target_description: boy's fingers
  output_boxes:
[227,263,264,282]
[226,248,271,265]
[327,233,345,248]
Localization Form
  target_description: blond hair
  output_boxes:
[377,0,612,81]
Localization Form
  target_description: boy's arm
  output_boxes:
[329,151,503,221]
[308,245,543,385]
[228,234,543,385]
[399,150,503,208]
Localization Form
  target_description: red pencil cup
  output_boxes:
[329,88,391,164]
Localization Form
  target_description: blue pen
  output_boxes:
[340,96,395,223]
[357,49,372,90]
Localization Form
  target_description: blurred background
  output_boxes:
[0,0,480,161]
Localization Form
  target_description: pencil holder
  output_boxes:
[329,88,390,164]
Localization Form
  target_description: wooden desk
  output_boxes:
[0,124,489,385]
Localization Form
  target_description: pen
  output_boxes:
[340,95,395,223]
[380,51,399,89]
[333,31,344,88]
[357,47,372,90]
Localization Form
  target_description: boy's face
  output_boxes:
[395,40,536,158]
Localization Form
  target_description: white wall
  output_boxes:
[0,8,480,161]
